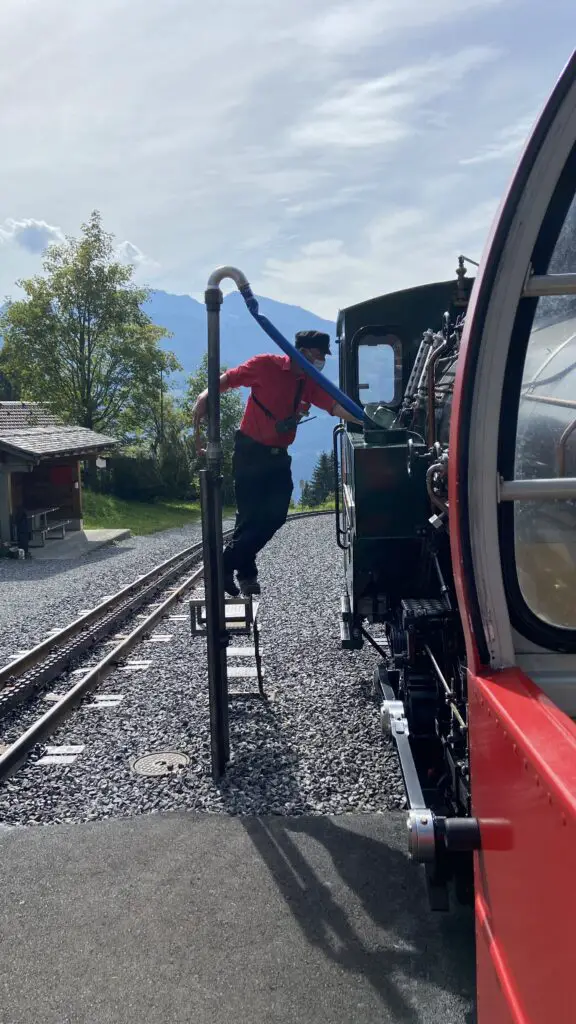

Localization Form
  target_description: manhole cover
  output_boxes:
[132,751,190,777]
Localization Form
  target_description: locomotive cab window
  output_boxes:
[353,330,402,426]
[503,169,576,642]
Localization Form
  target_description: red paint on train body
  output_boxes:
[449,46,576,1024]
[469,669,576,1023]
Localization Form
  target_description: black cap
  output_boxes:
[294,329,331,355]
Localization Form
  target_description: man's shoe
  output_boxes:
[238,576,261,597]
[224,573,240,597]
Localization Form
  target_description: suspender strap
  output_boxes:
[293,377,305,412]
[251,377,305,423]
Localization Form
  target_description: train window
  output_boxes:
[513,199,576,629]
[357,337,395,407]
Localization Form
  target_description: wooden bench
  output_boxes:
[24,506,62,548]
[32,520,72,546]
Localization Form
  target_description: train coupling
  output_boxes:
[407,810,482,863]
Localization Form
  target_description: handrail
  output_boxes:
[499,476,576,501]
[333,424,350,550]
[522,272,576,297]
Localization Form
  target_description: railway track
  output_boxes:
[0,510,332,782]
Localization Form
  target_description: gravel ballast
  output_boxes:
[0,520,234,666]
[0,515,405,826]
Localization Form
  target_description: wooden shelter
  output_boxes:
[0,402,119,547]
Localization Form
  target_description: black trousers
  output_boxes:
[223,431,293,579]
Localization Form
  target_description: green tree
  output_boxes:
[0,356,19,400]
[299,480,313,507]
[156,398,197,499]
[300,451,335,507]
[121,357,181,457]
[184,353,243,504]
[0,210,179,435]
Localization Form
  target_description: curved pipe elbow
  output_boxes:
[206,266,251,290]
[426,461,449,513]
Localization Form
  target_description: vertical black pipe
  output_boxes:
[206,290,223,462]
[200,469,229,778]
[203,286,230,780]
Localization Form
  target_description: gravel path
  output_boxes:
[0,519,233,665]
[0,515,405,826]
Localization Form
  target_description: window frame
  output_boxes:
[498,140,576,653]
[350,325,404,410]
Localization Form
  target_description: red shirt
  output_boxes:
[222,354,336,447]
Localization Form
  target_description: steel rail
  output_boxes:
[0,509,332,705]
[0,563,206,781]
[0,540,208,689]
[0,509,334,780]
[0,539,218,718]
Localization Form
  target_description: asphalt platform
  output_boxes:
[0,811,476,1024]
[29,527,131,560]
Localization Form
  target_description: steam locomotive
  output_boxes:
[334,261,576,903]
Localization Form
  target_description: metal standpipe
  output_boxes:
[202,267,250,781]
[201,264,363,781]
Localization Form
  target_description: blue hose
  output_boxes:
[239,284,367,424]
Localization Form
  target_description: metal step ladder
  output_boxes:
[189,594,264,697]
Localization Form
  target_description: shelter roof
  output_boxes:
[0,401,62,431]
[0,403,119,461]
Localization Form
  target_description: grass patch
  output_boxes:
[83,491,235,536]
[83,491,333,537]
[291,500,335,513]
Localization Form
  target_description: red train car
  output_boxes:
[450,48,576,1024]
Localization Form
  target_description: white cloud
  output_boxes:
[116,239,159,270]
[0,215,157,279]
[289,47,500,150]
[284,184,376,217]
[0,0,570,319]
[299,0,511,53]
[257,196,500,318]
[459,116,535,166]
[0,217,64,253]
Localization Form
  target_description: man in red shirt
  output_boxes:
[193,330,362,597]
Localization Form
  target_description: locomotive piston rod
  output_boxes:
[375,663,480,909]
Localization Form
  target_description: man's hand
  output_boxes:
[192,373,234,455]
[332,401,364,426]
[192,389,208,431]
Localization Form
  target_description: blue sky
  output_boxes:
[0,0,574,319]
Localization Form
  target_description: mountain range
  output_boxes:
[145,289,340,497]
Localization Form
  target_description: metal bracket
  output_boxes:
[381,699,409,735]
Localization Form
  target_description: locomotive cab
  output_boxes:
[335,275,473,646]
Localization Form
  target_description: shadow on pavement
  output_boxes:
[242,814,476,1024]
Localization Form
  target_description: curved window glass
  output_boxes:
[513,190,576,630]
[357,333,400,425]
